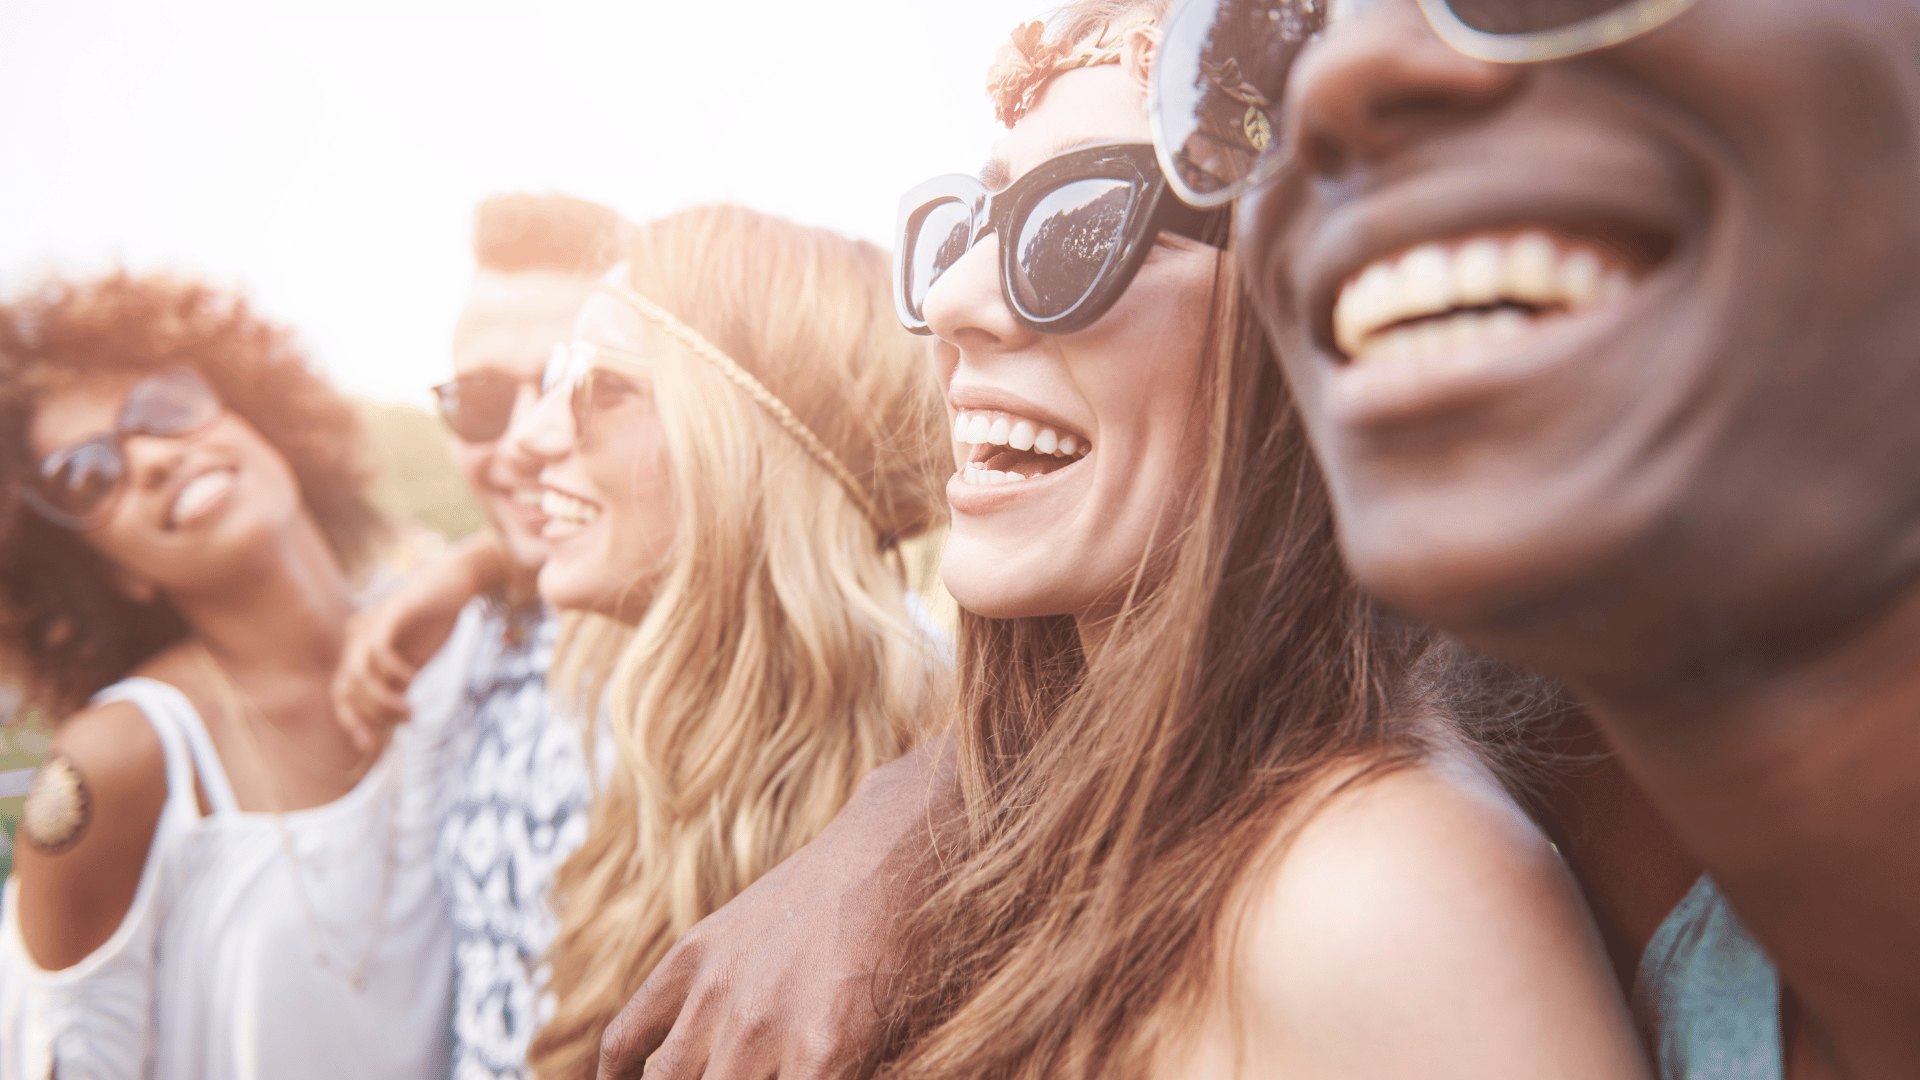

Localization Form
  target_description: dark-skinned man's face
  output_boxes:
[1240,0,1920,696]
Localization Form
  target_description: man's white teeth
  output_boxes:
[951,410,1090,459]
[960,461,1030,486]
[1334,230,1632,360]
[541,489,600,526]
[169,469,235,527]
[512,489,543,508]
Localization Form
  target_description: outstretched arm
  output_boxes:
[331,534,517,749]
[597,734,963,1080]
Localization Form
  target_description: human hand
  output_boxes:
[331,535,510,750]
[596,737,961,1079]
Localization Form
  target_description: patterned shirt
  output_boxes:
[428,601,594,1080]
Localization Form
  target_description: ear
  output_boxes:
[1122,22,1162,100]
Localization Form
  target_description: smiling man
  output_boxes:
[332,192,627,1080]
[1186,0,1920,1076]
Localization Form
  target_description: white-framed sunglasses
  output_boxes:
[540,339,651,444]
[1149,0,1702,207]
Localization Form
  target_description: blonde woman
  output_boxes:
[507,203,950,1079]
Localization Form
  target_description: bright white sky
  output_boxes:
[0,0,1046,404]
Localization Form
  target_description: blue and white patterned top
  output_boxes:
[427,601,594,1080]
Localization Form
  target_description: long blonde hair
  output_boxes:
[531,204,951,1079]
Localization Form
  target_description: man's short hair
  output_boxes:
[473,192,627,277]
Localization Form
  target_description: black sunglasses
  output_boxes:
[432,369,540,444]
[24,366,224,531]
[894,142,1230,337]
[1150,0,1700,206]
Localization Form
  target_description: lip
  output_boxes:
[944,383,1096,514]
[537,479,602,542]
[1299,174,1683,364]
[946,452,1093,515]
[501,485,550,532]
[161,460,239,531]
[1315,262,1687,429]
[1275,113,1703,424]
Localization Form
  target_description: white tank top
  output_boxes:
[0,676,456,1080]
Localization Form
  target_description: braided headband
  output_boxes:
[596,284,884,532]
[988,17,1156,127]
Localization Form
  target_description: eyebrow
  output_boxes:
[978,138,1117,191]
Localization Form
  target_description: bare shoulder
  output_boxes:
[12,695,171,970]
[33,697,170,840]
[1224,753,1649,1080]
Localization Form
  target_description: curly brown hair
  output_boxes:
[0,271,387,719]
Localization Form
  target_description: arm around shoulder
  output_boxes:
[597,732,962,1080]
[11,700,171,971]
[1227,757,1651,1080]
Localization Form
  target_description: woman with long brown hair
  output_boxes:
[507,204,951,1079]
[876,5,1649,1077]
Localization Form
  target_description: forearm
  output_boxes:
[594,730,965,1080]
[843,732,964,870]
[439,532,519,604]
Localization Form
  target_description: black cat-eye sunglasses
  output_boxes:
[894,142,1230,337]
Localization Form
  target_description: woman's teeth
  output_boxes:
[168,468,235,527]
[541,489,600,530]
[960,462,1028,486]
[1333,230,1631,362]
[952,409,1091,487]
[953,410,1090,460]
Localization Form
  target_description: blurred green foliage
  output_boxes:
[359,399,487,541]
[1,714,51,884]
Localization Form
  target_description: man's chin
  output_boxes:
[1340,514,1638,638]
[497,530,550,576]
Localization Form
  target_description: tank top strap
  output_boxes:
[92,676,242,816]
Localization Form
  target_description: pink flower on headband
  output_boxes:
[987,21,1079,128]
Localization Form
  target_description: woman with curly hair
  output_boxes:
[0,272,457,1078]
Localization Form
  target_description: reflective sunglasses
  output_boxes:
[432,370,540,444]
[894,142,1230,337]
[23,366,224,531]
[541,340,650,445]
[1150,0,1702,206]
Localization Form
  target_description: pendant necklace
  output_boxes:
[197,643,401,992]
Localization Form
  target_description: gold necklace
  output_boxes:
[196,644,401,992]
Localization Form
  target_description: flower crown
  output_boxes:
[986,18,1154,128]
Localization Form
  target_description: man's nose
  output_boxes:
[1286,0,1524,177]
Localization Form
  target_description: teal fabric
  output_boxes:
[1634,874,1783,1080]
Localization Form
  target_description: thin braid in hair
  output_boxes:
[597,284,886,533]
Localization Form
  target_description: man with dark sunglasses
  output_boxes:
[1161,0,1920,1077]
[332,192,628,1080]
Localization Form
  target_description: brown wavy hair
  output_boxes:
[878,244,1434,1078]
[0,271,386,718]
